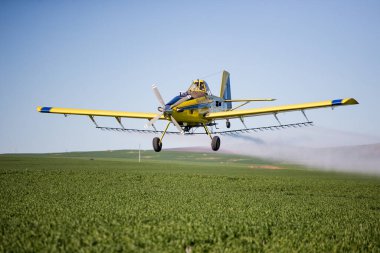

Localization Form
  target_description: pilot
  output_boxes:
[187,80,207,99]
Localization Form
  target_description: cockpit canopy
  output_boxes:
[187,79,211,94]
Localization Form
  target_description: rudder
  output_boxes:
[220,70,232,109]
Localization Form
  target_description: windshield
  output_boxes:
[187,80,210,93]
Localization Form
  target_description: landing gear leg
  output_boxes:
[203,124,221,151]
[153,121,170,152]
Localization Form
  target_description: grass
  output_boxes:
[0,151,379,252]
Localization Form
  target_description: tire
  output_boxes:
[226,121,231,128]
[211,136,221,151]
[153,137,162,152]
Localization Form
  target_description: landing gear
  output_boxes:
[203,124,221,151]
[226,120,231,128]
[153,137,162,152]
[211,136,221,151]
[152,121,172,152]
[153,122,222,152]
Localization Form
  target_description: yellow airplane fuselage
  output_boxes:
[168,96,222,126]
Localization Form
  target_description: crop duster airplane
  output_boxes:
[37,71,358,152]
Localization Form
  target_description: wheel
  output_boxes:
[211,136,221,151]
[153,137,162,152]
[226,121,231,128]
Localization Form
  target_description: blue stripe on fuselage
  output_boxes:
[166,95,182,106]
[180,103,210,110]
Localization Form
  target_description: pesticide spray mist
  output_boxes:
[221,127,380,175]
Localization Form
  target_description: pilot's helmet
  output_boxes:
[199,82,205,91]
[194,80,204,89]
[190,80,206,92]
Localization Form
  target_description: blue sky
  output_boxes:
[1,1,379,153]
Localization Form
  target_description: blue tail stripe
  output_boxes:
[224,76,232,110]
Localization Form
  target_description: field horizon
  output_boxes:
[5,144,379,176]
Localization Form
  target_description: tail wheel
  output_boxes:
[211,136,221,151]
[153,137,162,152]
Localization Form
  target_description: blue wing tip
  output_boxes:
[39,107,52,113]
[332,99,343,105]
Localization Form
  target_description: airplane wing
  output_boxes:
[37,106,164,120]
[205,98,358,120]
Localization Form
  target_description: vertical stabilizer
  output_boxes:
[220,70,232,109]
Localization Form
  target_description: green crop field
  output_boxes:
[0,150,379,252]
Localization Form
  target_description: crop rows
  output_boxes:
[0,153,379,252]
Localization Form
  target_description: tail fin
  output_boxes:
[220,70,232,109]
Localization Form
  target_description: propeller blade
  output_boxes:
[170,116,184,135]
[144,112,164,129]
[152,84,165,107]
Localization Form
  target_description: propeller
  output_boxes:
[145,84,184,134]
[170,116,184,134]
[145,111,164,128]
[152,84,165,107]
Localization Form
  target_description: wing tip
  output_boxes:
[332,98,359,106]
[37,106,52,113]
[342,98,359,105]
